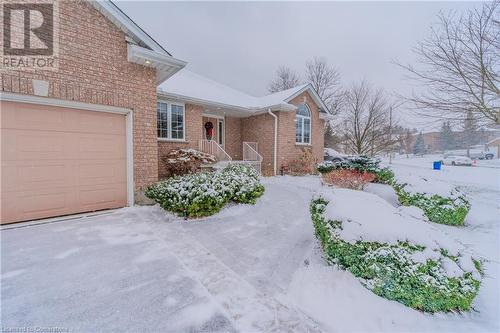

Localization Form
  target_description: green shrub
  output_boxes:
[394,184,470,226]
[317,156,380,174]
[145,163,264,218]
[310,198,480,312]
[373,167,395,185]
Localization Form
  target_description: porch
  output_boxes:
[199,139,263,174]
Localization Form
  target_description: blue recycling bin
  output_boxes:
[433,161,442,170]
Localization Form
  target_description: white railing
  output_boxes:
[243,142,263,174]
[199,140,232,162]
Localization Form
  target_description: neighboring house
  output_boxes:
[486,137,500,159]
[0,0,330,224]
[156,69,331,177]
[409,132,440,153]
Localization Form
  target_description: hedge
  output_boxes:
[310,197,480,312]
[145,164,264,218]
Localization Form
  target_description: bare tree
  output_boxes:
[305,57,344,114]
[396,1,500,125]
[338,80,398,155]
[268,66,301,93]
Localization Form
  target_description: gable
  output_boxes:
[287,90,323,113]
[283,85,329,113]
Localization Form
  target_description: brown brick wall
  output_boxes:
[1,0,158,190]
[157,103,203,178]
[225,117,243,160]
[241,113,276,176]
[276,91,325,172]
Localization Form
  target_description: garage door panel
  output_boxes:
[1,101,126,135]
[3,130,125,161]
[2,101,66,131]
[3,159,126,192]
[1,101,128,224]
[78,160,127,186]
[78,183,127,210]
[2,162,72,192]
[2,188,76,223]
[77,134,126,159]
[78,111,125,135]
[2,130,67,161]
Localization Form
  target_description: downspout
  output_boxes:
[267,109,278,176]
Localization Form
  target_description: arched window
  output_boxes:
[295,104,311,144]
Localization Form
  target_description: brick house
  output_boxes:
[0,0,329,224]
[156,69,331,177]
[0,0,186,223]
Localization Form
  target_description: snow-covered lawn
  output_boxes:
[161,159,499,332]
[2,156,498,332]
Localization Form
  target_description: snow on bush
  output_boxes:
[145,163,265,218]
[317,156,395,185]
[310,189,481,312]
[317,156,380,174]
[317,156,469,226]
[394,183,470,226]
[160,148,217,178]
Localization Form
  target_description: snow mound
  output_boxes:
[390,167,460,198]
[321,188,479,277]
[363,183,399,207]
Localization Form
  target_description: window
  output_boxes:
[295,103,311,144]
[157,101,185,140]
[217,119,224,146]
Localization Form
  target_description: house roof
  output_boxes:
[91,1,186,83]
[157,69,330,116]
[487,137,500,145]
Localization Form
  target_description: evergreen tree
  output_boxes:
[461,110,478,156]
[438,121,454,151]
[413,132,426,155]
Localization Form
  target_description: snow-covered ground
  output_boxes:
[172,160,499,332]
[2,157,498,332]
[286,157,499,332]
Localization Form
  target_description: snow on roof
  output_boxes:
[158,69,258,109]
[487,136,500,145]
[256,84,309,107]
[157,69,324,112]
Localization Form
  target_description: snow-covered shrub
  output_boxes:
[322,169,376,190]
[394,184,470,226]
[145,163,264,217]
[372,167,395,185]
[310,190,481,313]
[160,148,217,178]
[317,156,380,174]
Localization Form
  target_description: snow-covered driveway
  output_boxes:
[2,164,498,332]
[1,176,324,332]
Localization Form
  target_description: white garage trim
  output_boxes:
[0,92,134,207]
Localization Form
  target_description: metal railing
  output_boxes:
[199,139,232,162]
[243,141,263,174]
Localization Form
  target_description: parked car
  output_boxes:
[324,148,347,163]
[469,151,494,160]
[441,155,473,166]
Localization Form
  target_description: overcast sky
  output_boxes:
[116,1,480,130]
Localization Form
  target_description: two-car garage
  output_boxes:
[1,97,132,224]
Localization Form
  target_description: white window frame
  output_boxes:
[217,118,225,147]
[295,104,312,145]
[157,100,186,141]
